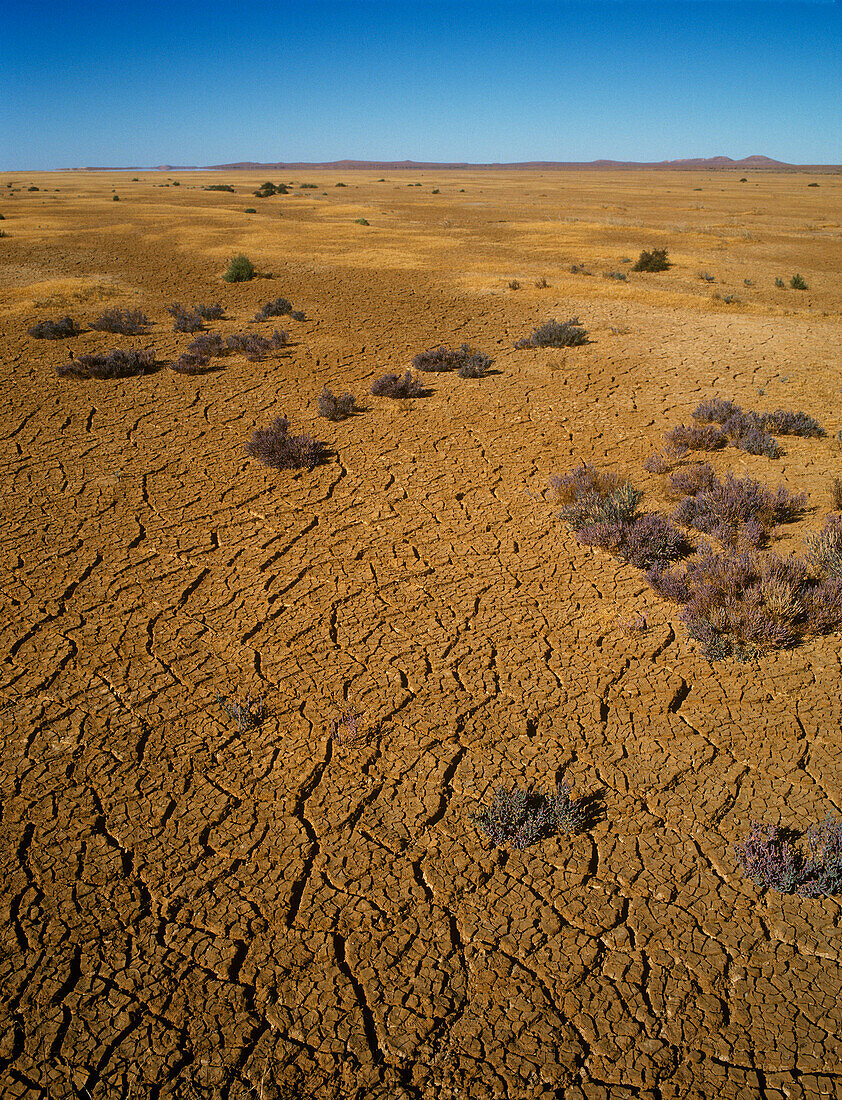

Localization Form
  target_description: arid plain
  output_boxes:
[2,167,841,1099]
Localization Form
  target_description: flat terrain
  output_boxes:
[1,167,841,1099]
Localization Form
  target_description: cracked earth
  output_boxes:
[1,169,841,1098]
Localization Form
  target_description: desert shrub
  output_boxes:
[632,248,670,272]
[665,462,717,500]
[171,353,213,375]
[318,387,358,421]
[27,316,79,339]
[412,344,492,375]
[790,274,808,290]
[205,184,235,193]
[808,182,820,187]
[643,452,673,475]
[605,271,627,281]
[245,416,325,470]
[577,512,687,569]
[112,195,120,202]
[167,303,205,333]
[647,546,842,658]
[225,330,288,361]
[805,515,842,579]
[672,472,806,546]
[514,318,588,349]
[457,356,490,379]
[558,480,642,532]
[222,254,255,282]
[699,272,715,282]
[535,276,549,288]
[57,348,156,379]
[832,479,842,511]
[691,398,824,455]
[195,302,225,321]
[252,296,306,323]
[775,277,785,288]
[299,183,318,189]
[735,817,842,896]
[549,464,621,505]
[186,332,226,358]
[760,409,824,438]
[354,218,370,225]
[90,308,149,335]
[244,207,257,214]
[473,783,587,849]
[217,693,264,732]
[370,371,425,398]
[665,424,728,455]
[508,280,520,290]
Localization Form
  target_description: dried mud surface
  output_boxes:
[2,169,842,1099]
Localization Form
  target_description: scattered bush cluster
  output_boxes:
[473,783,588,849]
[735,817,842,896]
[168,302,225,333]
[254,181,289,197]
[245,416,325,471]
[28,316,80,339]
[514,318,588,349]
[204,184,235,193]
[175,329,288,372]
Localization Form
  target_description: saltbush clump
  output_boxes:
[672,472,807,548]
[245,416,325,471]
[56,349,156,380]
[514,318,588,349]
[253,297,305,322]
[805,515,842,579]
[28,316,79,339]
[90,308,150,335]
[412,344,492,375]
[735,816,842,896]
[632,248,670,272]
[370,371,425,398]
[224,330,288,361]
[222,254,256,283]
[168,303,206,333]
[473,783,587,849]
[318,387,358,421]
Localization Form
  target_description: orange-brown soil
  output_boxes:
[2,168,841,1099]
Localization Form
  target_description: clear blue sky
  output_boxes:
[3,0,840,169]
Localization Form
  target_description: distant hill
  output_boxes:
[69,155,839,172]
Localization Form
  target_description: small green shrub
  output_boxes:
[790,274,808,290]
[775,277,785,288]
[244,207,257,214]
[222,254,255,283]
[354,218,370,226]
[632,248,670,272]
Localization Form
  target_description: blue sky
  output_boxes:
[2,0,840,169]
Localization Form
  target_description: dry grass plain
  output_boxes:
[2,167,842,1099]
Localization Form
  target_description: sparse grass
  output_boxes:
[222,254,256,283]
[508,279,521,290]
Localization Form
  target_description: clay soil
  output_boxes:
[2,168,842,1099]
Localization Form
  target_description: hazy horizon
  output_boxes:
[3,0,841,172]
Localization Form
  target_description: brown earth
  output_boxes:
[1,168,841,1099]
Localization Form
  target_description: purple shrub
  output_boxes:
[253,296,293,321]
[549,463,623,505]
[186,332,226,358]
[318,387,358,421]
[558,481,642,531]
[735,816,842,896]
[90,308,150,335]
[245,416,325,471]
[225,330,288,361]
[617,513,687,569]
[167,303,205,333]
[56,348,156,379]
[664,424,727,455]
[370,371,425,398]
[693,398,741,424]
[666,462,717,500]
[647,565,693,605]
[28,315,80,339]
[761,409,825,438]
[802,577,842,634]
[195,302,225,321]
[412,344,492,374]
[514,318,588,349]
[693,398,824,444]
[806,515,842,580]
[672,472,806,546]
[171,353,212,375]
[643,451,673,474]
[473,782,587,849]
